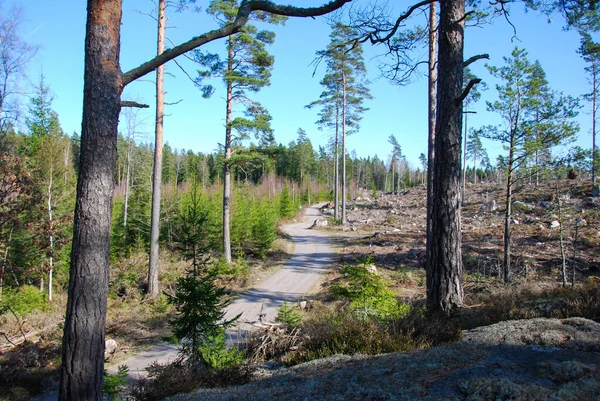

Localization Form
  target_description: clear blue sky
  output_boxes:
[8,0,595,168]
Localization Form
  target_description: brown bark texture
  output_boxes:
[59,0,122,399]
[148,0,166,298]
[425,0,437,262]
[426,0,464,314]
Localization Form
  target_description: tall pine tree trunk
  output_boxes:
[223,35,234,264]
[426,0,437,278]
[148,0,166,298]
[59,1,122,398]
[503,134,516,283]
[461,99,468,205]
[334,100,339,220]
[341,62,347,224]
[426,0,464,314]
[592,60,597,186]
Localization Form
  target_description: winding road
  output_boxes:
[107,203,333,380]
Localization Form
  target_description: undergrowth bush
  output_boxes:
[331,257,411,321]
[1,285,48,316]
[285,303,420,365]
[130,360,254,401]
[275,301,302,327]
[461,280,600,329]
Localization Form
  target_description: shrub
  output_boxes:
[331,258,411,321]
[1,285,48,316]
[275,301,302,328]
[286,303,420,365]
[103,365,129,401]
[199,329,245,370]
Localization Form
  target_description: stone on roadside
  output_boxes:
[550,220,560,229]
[105,339,118,359]
[311,218,328,228]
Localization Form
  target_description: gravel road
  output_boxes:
[106,202,333,381]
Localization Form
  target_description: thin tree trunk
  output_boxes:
[462,100,468,205]
[556,180,567,286]
[425,0,437,291]
[391,157,395,194]
[148,0,166,299]
[60,1,122,398]
[334,99,339,220]
[48,165,54,302]
[223,34,234,264]
[426,0,464,314]
[123,140,131,228]
[592,60,597,186]
[341,61,347,224]
[0,227,13,301]
[503,138,515,283]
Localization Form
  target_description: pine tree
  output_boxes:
[578,32,600,192]
[465,128,487,184]
[307,23,371,224]
[484,47,579,282]
[193,0,284,263]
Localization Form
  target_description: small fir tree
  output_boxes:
[169,179,239,363]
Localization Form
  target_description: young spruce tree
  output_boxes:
[170,179,239,363]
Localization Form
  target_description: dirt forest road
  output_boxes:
[107,203,333,381]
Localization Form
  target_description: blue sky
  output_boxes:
[8,0,595,168]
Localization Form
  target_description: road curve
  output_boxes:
[107,203,333,380]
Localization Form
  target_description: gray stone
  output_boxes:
[592,185,600,197]
[540,200,553,209]
[311,218,328,228]
[550,220,561,229]
[105,339,118,359]
[480,199,497,213]
[513,200,534,212]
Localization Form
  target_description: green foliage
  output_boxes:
[279,186,294,218]
[252,198,277,258]
[275,301,302,328]
[331,257,410,321]
[103,365,129,401]
[169,179,239,362]
[1,285,48,316]
[199,329,245,370]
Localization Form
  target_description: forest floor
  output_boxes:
[318,178,600,302]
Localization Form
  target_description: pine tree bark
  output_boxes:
[593,60,597,186]
[341,61,347,224]
[223,34,234,264]
[426,0,464,314]
[59,1,122,399]
[334,99,340,220]
[148,0,166,298]
[426,0,437,269]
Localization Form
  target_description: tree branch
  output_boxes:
[357,0,436,45]
[456,78,482,105]
[122,0,352,86]
[464,53,489,67]
[121,101,150,108]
